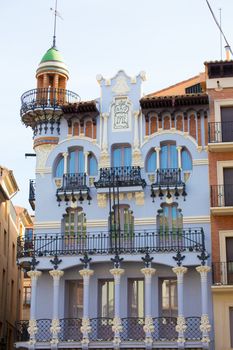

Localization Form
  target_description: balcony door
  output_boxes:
[223,168,233,206]
[160,143,178,169]
[97,280,114,340]
[221,106,233,142]
[112,145,131,167]
[226,238,233,284]
[127,279,144,340]
[68,149,84,174]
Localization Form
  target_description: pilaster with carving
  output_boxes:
[141,267,156,348]
[196,266,211,347]
[79,269,94,348]
[49,270,64,345]
[172,266,187,347]
[110,268,125,348]
[27,270,42,347]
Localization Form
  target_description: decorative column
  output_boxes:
[176,146,182,169]
[62,152,68,174]
[133,111,140,149]
[141,267,156,348]
[79,268,94,348]
[102,113,109,151]
[49,270,64,346]
[84,151,90,174]
[172,266,187,348]
[110,268,125,348]
[27,270,42,348]
[154,147,161,169]
[196,266,211,347]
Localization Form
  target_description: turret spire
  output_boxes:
[51,0,61,48]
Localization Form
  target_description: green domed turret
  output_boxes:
[36,46,69,80]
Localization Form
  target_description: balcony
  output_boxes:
[15,317,202,344]
[151,168,187,201]
[210,184,233,215]
[208,122,233,151]
[17,228,205,259]
[29,179,35,211]
[94,166,146,189]
[212,262,233,285]
[20,88,80,125]
[56,173,91,204]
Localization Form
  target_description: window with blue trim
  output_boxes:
[181,148,192,171]
[55,157,64,177]
[160,143,178,169]
[112,145,131,167]
[147,151,157,172]
[88,153,98,176]
[69,149,84,173]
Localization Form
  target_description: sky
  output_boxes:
[0,0,233,213]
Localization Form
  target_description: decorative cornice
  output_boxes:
[34,137,59,148]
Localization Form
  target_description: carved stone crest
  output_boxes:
[112,97,131,131]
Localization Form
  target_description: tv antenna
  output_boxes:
[50,0,63,48]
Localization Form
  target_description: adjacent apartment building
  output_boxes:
[16,43,214,350]
[206,54,233,349]
[0,167,31,350]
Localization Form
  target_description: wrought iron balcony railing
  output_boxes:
[56,173,92,204]
[29,179,35,210]
[15,317,202,343]
[210,184,233,207]
[212,261,233,285]
[153,168,183,187]
[209,121,233,143]
[151,168,187,201]
[94,166,146,188]
[20,88,80,116]
[17,228,205,258]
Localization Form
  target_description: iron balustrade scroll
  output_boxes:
[29,179,35,201]
[94,166,146,188]
[15,316,202,343]
[15,320,29,342]
[59,318,82,342]
[152,317,177,341]
[89,318,114,341]
[210,184,233,207]
[208,121,233,143]
[212,261,233,285]
[20,88,80,116]
[17,228,205,258]
[121,318,145,341]
[154,168,183,187]
[57,173,88,192]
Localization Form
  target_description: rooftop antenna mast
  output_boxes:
[205,0,233,58]
[219,8,222,60]
[52,0,58,47]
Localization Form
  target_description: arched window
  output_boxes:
[147,150,157,172]
[109,205,134,236]
[62,208,87,236]
[112,145,131,167]
[181,148,192,171]
[157,204,183,233]
[160,142,178,169]
[55,157,64,177]
[88,153,98,176]
[69,149,84,173]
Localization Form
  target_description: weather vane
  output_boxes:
[50,0,63,48]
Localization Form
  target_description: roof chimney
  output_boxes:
[225,45,231,61]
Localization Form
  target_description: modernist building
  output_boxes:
[206,53,233,349]
[16,43,213,350]
[0,167,28,350]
